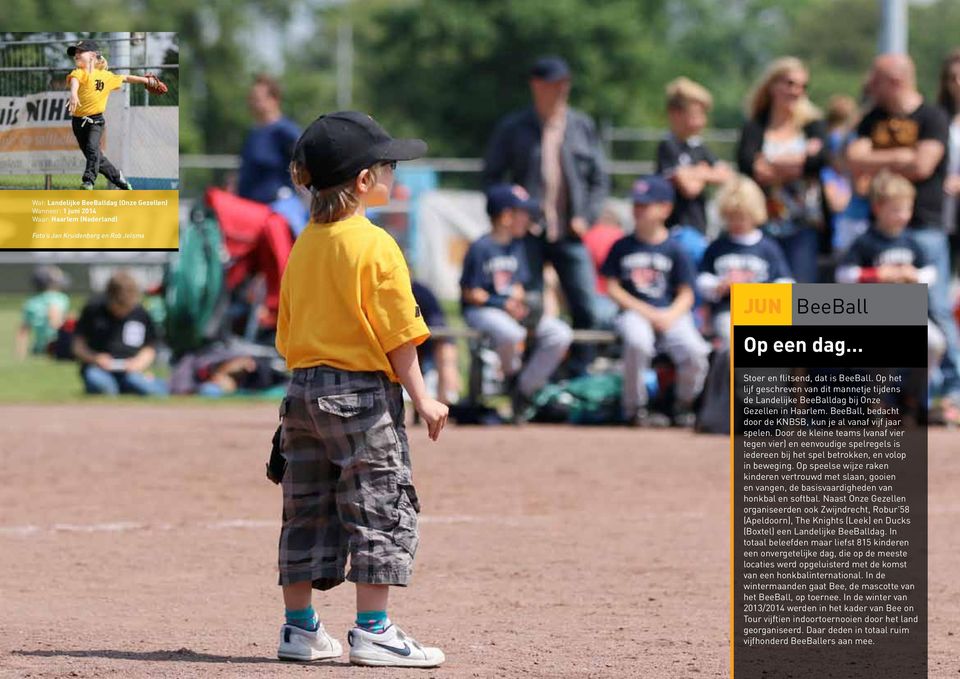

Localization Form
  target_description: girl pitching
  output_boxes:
[65,40,166,190]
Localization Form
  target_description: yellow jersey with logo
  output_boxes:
[66,68,125,117]
[276,214,429,381]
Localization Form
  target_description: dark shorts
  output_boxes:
[277,366,420,590]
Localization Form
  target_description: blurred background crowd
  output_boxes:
[3,0,959,426]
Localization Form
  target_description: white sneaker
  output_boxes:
[348,624,445,667]
[277,623,343,661]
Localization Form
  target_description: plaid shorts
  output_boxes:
[277,366,420,590]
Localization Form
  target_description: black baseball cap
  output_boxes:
[67,40,99,57]
[293,111,427,190]
[530,56,571,82]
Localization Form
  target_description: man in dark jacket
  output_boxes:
[482,56,609,355]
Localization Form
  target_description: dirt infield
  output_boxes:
[0,404,957,678]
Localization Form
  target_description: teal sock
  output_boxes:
[285,605,318,631]
[356,610,388,633]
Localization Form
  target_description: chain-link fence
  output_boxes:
[0,33,179,102]
[0,33,179,189]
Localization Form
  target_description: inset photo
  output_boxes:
[0,32,179,250]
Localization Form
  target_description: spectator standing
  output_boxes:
[737,57,828,284]
[237,74,302,204]
[657,77,732,242]
[847,53,959,402]
[483,56,609,369]
[821,94,871,253]
[937,49,960,243]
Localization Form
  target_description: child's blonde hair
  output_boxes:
[717,175,768,225]
[869,170,916,204]
[290,160,387,224]
[666,76,713,112]
[94,54,108,70]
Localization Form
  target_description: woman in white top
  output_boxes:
[736,57,829,283]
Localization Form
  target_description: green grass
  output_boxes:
[0,174,111,190]
[0,294,271,405]
[0,294,90,401]
[0,295,476,404]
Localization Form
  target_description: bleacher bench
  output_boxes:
[428,326,618,405]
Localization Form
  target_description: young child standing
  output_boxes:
[836,170,945,384]
[65,40,166,190]
[697,175,793,349]
[275,111,448,667]
[461,184,573,421]
[656,77,732,245]
[601,175,711,428]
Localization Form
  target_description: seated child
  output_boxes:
[412,279,461,404]
[15,265,70,359]
[72,270,168,396]
[601,175,711,428]
[835,170,945,381]
[697,175,793,349]
[461,184,573,421]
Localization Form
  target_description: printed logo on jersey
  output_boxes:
[620,251,672,299]
[95,79,105,92]
[714,253,770,283]
[870,118,919,149]
[875,247,916,267]
[484,255,518,295]
[121,320,146,347]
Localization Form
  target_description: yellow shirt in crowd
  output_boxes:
[66,68,125,117]
[276,214,429,382]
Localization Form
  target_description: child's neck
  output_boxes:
[728,229,762,245]
[490,226,513,244]
[875,223,905,238]
[634,223,668,244]
[670,127,695,142]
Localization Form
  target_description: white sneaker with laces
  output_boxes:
[277,623,343,661]
[348,623,445,667]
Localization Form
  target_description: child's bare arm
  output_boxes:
[387,340,448,441]
[607,278,660,321]
[462,287,489,306]
[68,78,80,115]
[704,161,733,185]
[671,165,707,198]
[14,324,29,360]
[662,285,695,328]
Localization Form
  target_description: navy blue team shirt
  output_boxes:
[460,234,531,309]
[238,117,302,204]
[700,234,792,312]
[600,235,696,308]
[842,227,927,269]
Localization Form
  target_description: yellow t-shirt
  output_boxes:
[66,68,125,117]
[276,214,429,381]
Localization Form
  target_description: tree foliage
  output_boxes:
[4,0,960,161]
